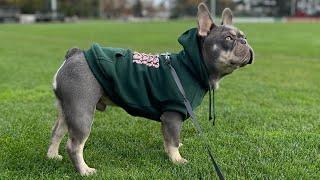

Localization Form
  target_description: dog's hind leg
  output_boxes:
[47,100,67,160]
[47,55,69,160]
[63,89,102,176]
[54,51,104,176]
[65,104,97,176]
[161,112,188,164]
[48,50,104,175]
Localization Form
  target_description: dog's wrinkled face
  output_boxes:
[205,25,254,73]
[197,3,254,85]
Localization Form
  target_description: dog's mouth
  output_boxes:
[229,46,254,68]
[247,49,254,64]
[239,49,254,67]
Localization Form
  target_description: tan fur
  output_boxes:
[52,60,66,90]
[230,30,237,36]
[47,102,67,160]
[213,49,245,87]
[66,137,97,176]
[165,144,188,164]
[197,3,213,37]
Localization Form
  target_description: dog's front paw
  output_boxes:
[171,157,189,164]
[80,167,97,176]
[47,153,63,161]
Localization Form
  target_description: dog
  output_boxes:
[47,3,254,176]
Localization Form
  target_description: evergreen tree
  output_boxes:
[133,0,143,17]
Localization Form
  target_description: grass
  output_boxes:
[0,20,319,179]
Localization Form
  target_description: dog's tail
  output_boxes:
[65,47,82,60]
[52,48,80,95]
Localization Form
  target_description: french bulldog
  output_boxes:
[47,3,254,176]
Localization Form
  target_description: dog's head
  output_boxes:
[197,3,254,88]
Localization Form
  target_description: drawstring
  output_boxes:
[209,88,212,120]
[212,89,216,123]
[209,85,216,125]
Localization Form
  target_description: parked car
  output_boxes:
[0,6,20,22]
[35,12,65,22]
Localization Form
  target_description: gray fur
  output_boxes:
[160,112,183,148]
[47,3,254,176]
[197,2,254,89]
[49,50,103,175]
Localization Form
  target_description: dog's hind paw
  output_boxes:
[47,153,63,161]
[172,157,189,164]
[80,167,96,176]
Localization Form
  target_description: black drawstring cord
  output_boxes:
[212,89,216,123]
[209,86,216,125]
[209,88,212,120]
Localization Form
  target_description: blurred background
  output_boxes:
[1,0,320,23]
[0,1,319,179]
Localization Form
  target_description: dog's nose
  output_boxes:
[239,38,247,45]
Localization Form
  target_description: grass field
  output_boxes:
[0,20,319,179]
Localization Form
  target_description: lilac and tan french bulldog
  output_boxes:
[47,3,254,176]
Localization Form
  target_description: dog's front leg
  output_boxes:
[160,112,188,164]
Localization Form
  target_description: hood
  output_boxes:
[178,28,210,90]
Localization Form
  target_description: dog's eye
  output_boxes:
[225,36,232,41]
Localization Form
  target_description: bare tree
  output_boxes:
[101,0,129,18]
[170,0,203,18]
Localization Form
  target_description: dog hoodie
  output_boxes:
[84,28,210,121]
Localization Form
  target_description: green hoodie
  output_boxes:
[84,28,209,121]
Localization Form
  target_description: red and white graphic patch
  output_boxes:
[133,52,160,68]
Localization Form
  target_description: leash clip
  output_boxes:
[161,52,171,65]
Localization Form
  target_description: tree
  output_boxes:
[59,0,100,17]
[0,0,45,13]
[170,0,239,19]
[100,0,128,18]
[133,0,143,17]
[170,0,203,18]
[275,0,291,16]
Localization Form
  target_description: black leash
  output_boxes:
[163,54,224,180]
[209,87,216,125]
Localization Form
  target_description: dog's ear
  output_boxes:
[197,3,215,37]
[221,8,233,25]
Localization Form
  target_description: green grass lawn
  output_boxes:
[0,20,319,179]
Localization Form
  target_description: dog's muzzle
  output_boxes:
[247,49,254,64]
